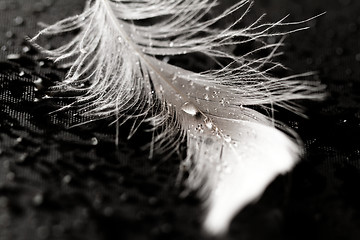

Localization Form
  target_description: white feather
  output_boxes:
[31,0,324,235]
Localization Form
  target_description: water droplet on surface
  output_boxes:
[5,31,14,38]
[159,85,164,93]
[169,42,174,47]
[205,86,210,91]
[62,175,72,184]
[6,54,21,60]
[90,137,98,145]
[181,102,198,116]
[16,153,28,163]
[33,193,44,206]
[204,118,213,129]
[14,16,24,26]
[223,135,232,143]
[204,94,209,100]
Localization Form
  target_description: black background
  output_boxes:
[0,0,360,240]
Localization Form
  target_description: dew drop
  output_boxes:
[181,102,198,116]
[33,193,44,206]
[204,118,213,129]
[7,53,20,60]
[5,31,14,39]
[14,16,24,26]
[223,135,231,143]
[16,153,28,163]
[22,46,30,53]
[62,175,72,184]
[159,84,164,93]
[91,137,98,145]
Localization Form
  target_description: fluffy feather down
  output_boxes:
[31,0,324,235]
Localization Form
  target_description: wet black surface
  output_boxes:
[0,0,360,240]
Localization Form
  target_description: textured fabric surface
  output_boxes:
[0,0,359,240]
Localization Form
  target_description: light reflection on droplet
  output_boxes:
[181,102,198,116]
[223,135,231,143]
[204,118,213,129]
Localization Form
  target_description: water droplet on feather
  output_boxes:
[204,118,213,129]
[181,102,198,116]
[223,135,232,143]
